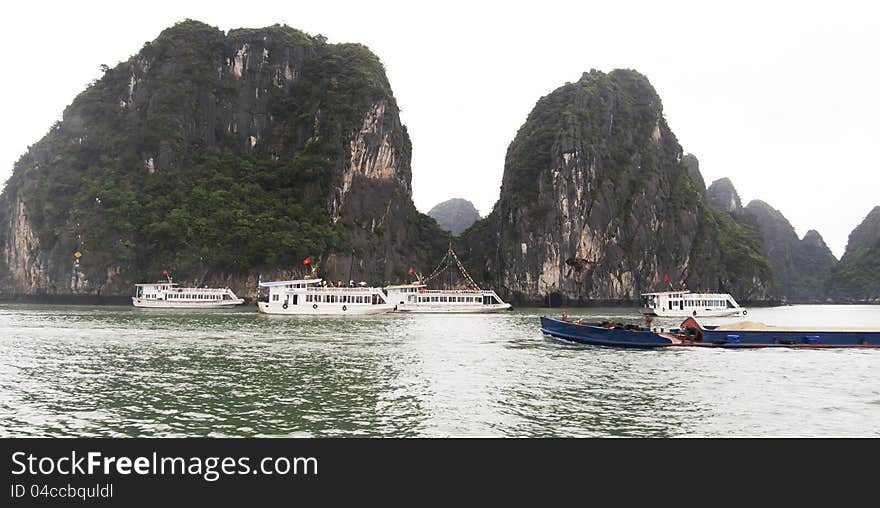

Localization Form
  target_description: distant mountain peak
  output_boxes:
[802,229,826,246]
[707,178,742,214]
[427,198,481,235]
[681,153,705,194]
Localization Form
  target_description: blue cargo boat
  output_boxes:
[540,316,880,349]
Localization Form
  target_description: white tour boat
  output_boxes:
[639,291,746,318]
[385,245,512,313]
[132,281,244,308]
[257,278,394,315]
[385,284,512,313]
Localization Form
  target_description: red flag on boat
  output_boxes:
[408,267,415,275]
[663,273,669,283]
[162,269,168,276]
[303,257,311,265]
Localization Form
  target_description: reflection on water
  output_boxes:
[0,304,878,437]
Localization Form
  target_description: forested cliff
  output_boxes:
[0,20,448,299]
[828,207,880,302]
[458,69,778,304]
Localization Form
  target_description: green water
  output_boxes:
[1,303,878,437]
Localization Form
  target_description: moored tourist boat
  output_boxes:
[132,281,244,308]
[540,315,880,348]
[257,278,394,315]
[640,290,746,318]
[385,283,512,313]
[387,244,512,313]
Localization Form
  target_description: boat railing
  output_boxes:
[151,287,234,293]
[297,286,378,293]
[416,289,488,294]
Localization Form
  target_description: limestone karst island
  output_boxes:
[0,19,878,306]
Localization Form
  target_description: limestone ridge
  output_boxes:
[0,20,448,299]
[706,178,837,302]
[458,69,777,304]
[741,200,837,302]
[829,206,880,302]
[427,198,481,235]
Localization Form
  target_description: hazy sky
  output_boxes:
[1,0,877,258]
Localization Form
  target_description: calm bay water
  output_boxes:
[1,303,878,437]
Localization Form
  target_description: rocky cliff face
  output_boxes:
[706,178,742,215]
[681,153,705,195]
[829,206,880,302]
[459,69,777,304]
[427,198,481,235]
[0,20,447,299]
[742,200,837,302]
[839,206,880,260]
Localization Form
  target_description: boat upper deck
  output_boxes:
[136,284,233,293]
[297,286,379,293]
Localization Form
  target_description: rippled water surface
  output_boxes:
[1,304,878,437]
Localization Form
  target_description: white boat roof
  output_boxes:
[135,282,178,286]
[385,283,427,289]
[642,291,733,296]
[259,278,323,287]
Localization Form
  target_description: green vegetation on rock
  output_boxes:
[0,19,445,296]
[829,206,880,301]
[463,68,778,303]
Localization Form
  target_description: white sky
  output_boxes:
[1,0,877,258]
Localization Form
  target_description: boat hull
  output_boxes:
[541,316,880,348]
[132,298,244,308]
[257,302,394,315]
[394,303,512,313]
[540,317,675,348]
[639,308,745,318]
[699,328,880,347]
